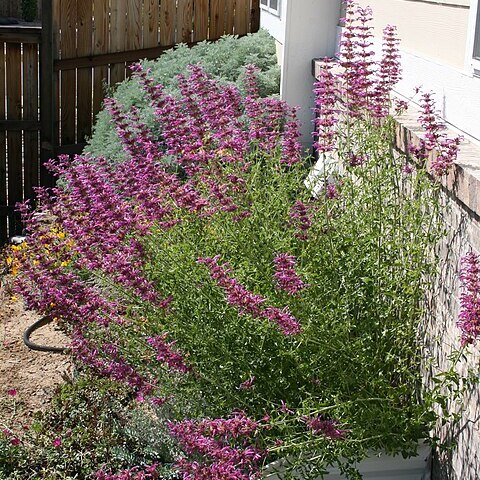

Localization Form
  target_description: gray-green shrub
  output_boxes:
[85,29,280,162]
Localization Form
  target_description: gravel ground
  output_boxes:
[0,270,72,433]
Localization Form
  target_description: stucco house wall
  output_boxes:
[353,0,480,143]
[260,0,341,151]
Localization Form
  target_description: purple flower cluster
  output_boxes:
[71,334,155,397]
[339,2,376,117]
[288,200,313,241]
[239,376,256,390]
[2,428,21,446]
[303,415,348,440]
[96,464,160,480]
[11,63,304,399]
[313,2,462,178]
[458,252,480,346]
[147,334,191,373]
[198,256,301,335]
[416,92,462,176]
[168,412,265,480]
[273,253,309,295]
[313,58,338,153]
[313,2,403,156]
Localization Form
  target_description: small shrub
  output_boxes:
[86,29,280,162]
[1,375,179,479]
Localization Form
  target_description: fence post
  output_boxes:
[40,0,56,187]
[251,0,260,32]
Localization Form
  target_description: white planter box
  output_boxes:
[264,444,431,480]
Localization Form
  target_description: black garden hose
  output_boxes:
[23,316,67,353]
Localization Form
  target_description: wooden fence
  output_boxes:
[50,0,260,152]
[0,26,41,242]
[0,0,260,244]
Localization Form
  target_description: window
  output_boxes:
[474,2,480,62]
[260,0,280,17]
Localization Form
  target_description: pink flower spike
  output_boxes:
[7,389,17,397]
[52,437,62,447]
[239,376,255,390]
[279,400,295,415]
[10,437,21,446]
[304,415,348,440]
[457,252,480,345]
[273,253,309,296]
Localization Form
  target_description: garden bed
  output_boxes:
[0,277,72,433]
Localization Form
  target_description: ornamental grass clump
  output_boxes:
[10,2,466,478]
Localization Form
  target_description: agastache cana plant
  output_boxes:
[10,2,467,477]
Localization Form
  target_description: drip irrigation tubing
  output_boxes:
[23,316,67,353]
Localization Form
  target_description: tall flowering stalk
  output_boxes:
[417,92,462,176]
[338,2,376,117]
[198,256,302,335]
[458,252,480,346]
[313,58,338,153]
[371,24,402,118]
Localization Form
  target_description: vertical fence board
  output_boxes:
[127,0,143,50]
[193,0,208,41]
[126,0,143,76]
[110,0,127,85]
[160,0,176,46]
[177,0,193,43]
[93,0,109,117]
[225,0,236,35]
[210,0,225,39]
[143,0,159,47]
[6,43,22,235]
[77,0,93,142]
[251,0,260,32]
[60,0,77,145]
[23,43,39,201]
[0,43,6,242]
[234,0,249,35]
[41,0,58,188]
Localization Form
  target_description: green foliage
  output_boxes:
[132,119,442,464]
[21,0,37,22]
[85,29,280,162]
[0,374,179,479]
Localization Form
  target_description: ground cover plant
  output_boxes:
[86,29,280,163]
[6,1,475,478]
[0,376,179,479]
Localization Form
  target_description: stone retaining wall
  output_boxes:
[395,106,480,480]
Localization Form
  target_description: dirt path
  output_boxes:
[0,273,73,432]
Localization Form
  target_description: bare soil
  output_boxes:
[0,272,73,432]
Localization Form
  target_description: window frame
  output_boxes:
[473,2,480,60]
[260,0,281,17]
[468,0,480,74]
